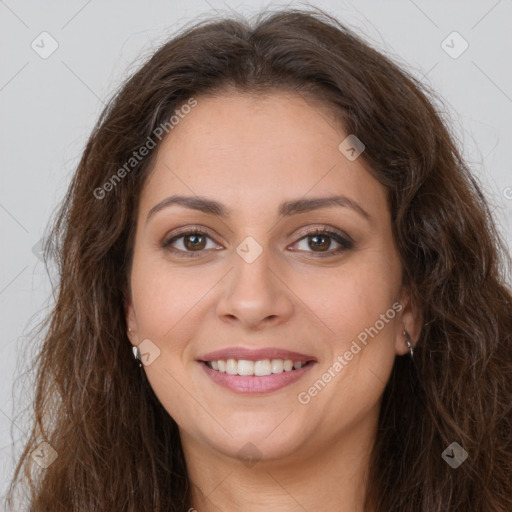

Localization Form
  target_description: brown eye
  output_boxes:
[291,228,354,256]
[182,233,207,251]
[162,229,222,257]
[308,234,331,251]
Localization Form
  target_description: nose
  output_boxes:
[215,244,294,330]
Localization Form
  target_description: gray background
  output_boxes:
[1,0,511,500]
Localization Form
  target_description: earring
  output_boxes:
[403,330,414,358]
[128,328,142,367]
[132,345,142,367]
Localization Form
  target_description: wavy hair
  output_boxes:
[5,7,512,512]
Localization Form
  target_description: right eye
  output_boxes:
[161,228,223,257]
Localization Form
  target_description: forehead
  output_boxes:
[139,91,387,221]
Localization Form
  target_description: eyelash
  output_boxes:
[161,226,354,258]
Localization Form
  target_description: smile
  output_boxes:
[199,359,316,394]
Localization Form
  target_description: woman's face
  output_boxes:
[126,91,419,463]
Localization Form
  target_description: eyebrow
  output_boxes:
[146,194,371,224]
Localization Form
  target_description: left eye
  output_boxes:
[291,229,353,255]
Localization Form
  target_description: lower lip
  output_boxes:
[198,361,316,394]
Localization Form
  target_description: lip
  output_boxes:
[197,347,317,364]
[199,359,317,394]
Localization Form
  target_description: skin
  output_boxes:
[126,90,422,512]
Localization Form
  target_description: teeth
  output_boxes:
[271,359,283,374]
[237,360,255,376]
[254,359,271,376]
[206,358,309,376]
[226,359,238,375]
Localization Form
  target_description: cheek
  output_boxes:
[130,257,208,422]
[130,253,214,343]
[297,268,399,414]
[292,254,399,347]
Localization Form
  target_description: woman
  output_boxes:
[5,7,512,512]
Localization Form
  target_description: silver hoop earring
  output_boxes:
[403,330,414,358]
[132,346,142,367]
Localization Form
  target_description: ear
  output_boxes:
[124,288,138,346]
[394,287,423,356]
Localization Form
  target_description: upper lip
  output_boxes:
[197,347,317,363]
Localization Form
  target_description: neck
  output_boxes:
[182,416,377,512]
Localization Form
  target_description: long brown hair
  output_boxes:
[5,7,512,511]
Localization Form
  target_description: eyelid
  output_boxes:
[163,224,221,244]
[293,224,354,245]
